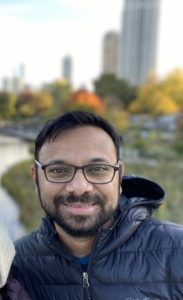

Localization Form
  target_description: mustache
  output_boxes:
[54,192,104,207]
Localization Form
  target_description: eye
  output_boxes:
[46,165,72,177]
[86,165,110,174]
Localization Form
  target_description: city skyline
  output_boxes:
[0,0,183,90]
[102,31,120,77]
[119,0,160,85]
[62,55,73,84]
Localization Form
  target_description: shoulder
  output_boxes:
[139,218,183,249]
[14,216,54,256]
[14,231,39,256]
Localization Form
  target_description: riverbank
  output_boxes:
[0,135,31,240]
[2,160,43,230]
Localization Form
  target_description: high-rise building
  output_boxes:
[119,0,160,86]
[62,55,73,84]
[19,63,26,82]
[102,31,120,76]
[2,76,23,94]
[2,77,12,93]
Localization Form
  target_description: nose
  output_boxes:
[65,169,93,195]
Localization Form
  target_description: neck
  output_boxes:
[54,218,114,257]
[54,223,96,257]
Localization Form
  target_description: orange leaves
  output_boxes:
[69,89,105,113]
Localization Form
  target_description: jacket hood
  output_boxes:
[93,176,165,257]
[121,175,165,209]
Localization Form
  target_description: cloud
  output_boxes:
[0,3,30,15]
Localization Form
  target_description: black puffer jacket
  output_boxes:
[13,176,183,300]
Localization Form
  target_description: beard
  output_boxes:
[39,191,117,237]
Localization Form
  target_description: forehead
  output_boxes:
[39,126,117,163]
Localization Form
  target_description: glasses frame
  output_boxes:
[34,160,121,184]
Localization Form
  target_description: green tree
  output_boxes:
[43,79,72,114]
[93,74,137,108]
[0,92,16,119]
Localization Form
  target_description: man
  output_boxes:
[13,111,183,299]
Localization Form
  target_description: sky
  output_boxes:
[0,0,183,90]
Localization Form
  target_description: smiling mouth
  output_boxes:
[62,202,96,214]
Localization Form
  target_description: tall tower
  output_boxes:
[102,31,120,76]
[119,0,160,86]
[62,55,73,84]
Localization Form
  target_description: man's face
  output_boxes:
[33,126,123,237]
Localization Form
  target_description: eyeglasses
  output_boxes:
[35,160,120,184]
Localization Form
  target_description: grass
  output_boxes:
[1,160,43,230]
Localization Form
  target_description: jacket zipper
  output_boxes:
[82,272,91,299]
[83,272,89,288]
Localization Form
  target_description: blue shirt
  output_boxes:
[73,255,90,271]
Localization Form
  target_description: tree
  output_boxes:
[160,68,183,110]
[43,79,72,113]
[0,92,16,119]
[176,112,183,138]
[66,89,105,113]
[17,90,53,117]
[105,109,130,133]
[93,74,137,108]
[129,75,179,116]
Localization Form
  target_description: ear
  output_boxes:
[31,165,36,181]
[118,161,124,194]
[31,165,39,195]
[119,160,125,179]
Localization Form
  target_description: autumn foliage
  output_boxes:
[68,89,105,113]
[16,90,53,117]
[128,71,182,116]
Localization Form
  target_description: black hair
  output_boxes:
[35,110,122,160]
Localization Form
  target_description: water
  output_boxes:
[0,135,31,240]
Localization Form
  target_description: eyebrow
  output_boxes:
[44,159,66,165]
[43,157,110,165]
[89,158,110,163]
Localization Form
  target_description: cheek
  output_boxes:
[37,174,66,200]
[102,180,120,209]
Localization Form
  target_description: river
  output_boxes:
[0,134,31,240]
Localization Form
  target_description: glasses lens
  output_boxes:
[45,164,74,182]
[84,164,114,183]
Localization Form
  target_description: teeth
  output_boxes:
[0,228,15,288]
[68,204,93,207]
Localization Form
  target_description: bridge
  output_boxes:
[0,124,40,142]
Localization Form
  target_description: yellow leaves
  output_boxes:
[53,79,68,87]
[32,91,53,111]
[129,68,182,116]
[105,109,130,133]
[18,91,54,117]
[153,94,178,115]
[161,68,183,108]
[129,89,178,116]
